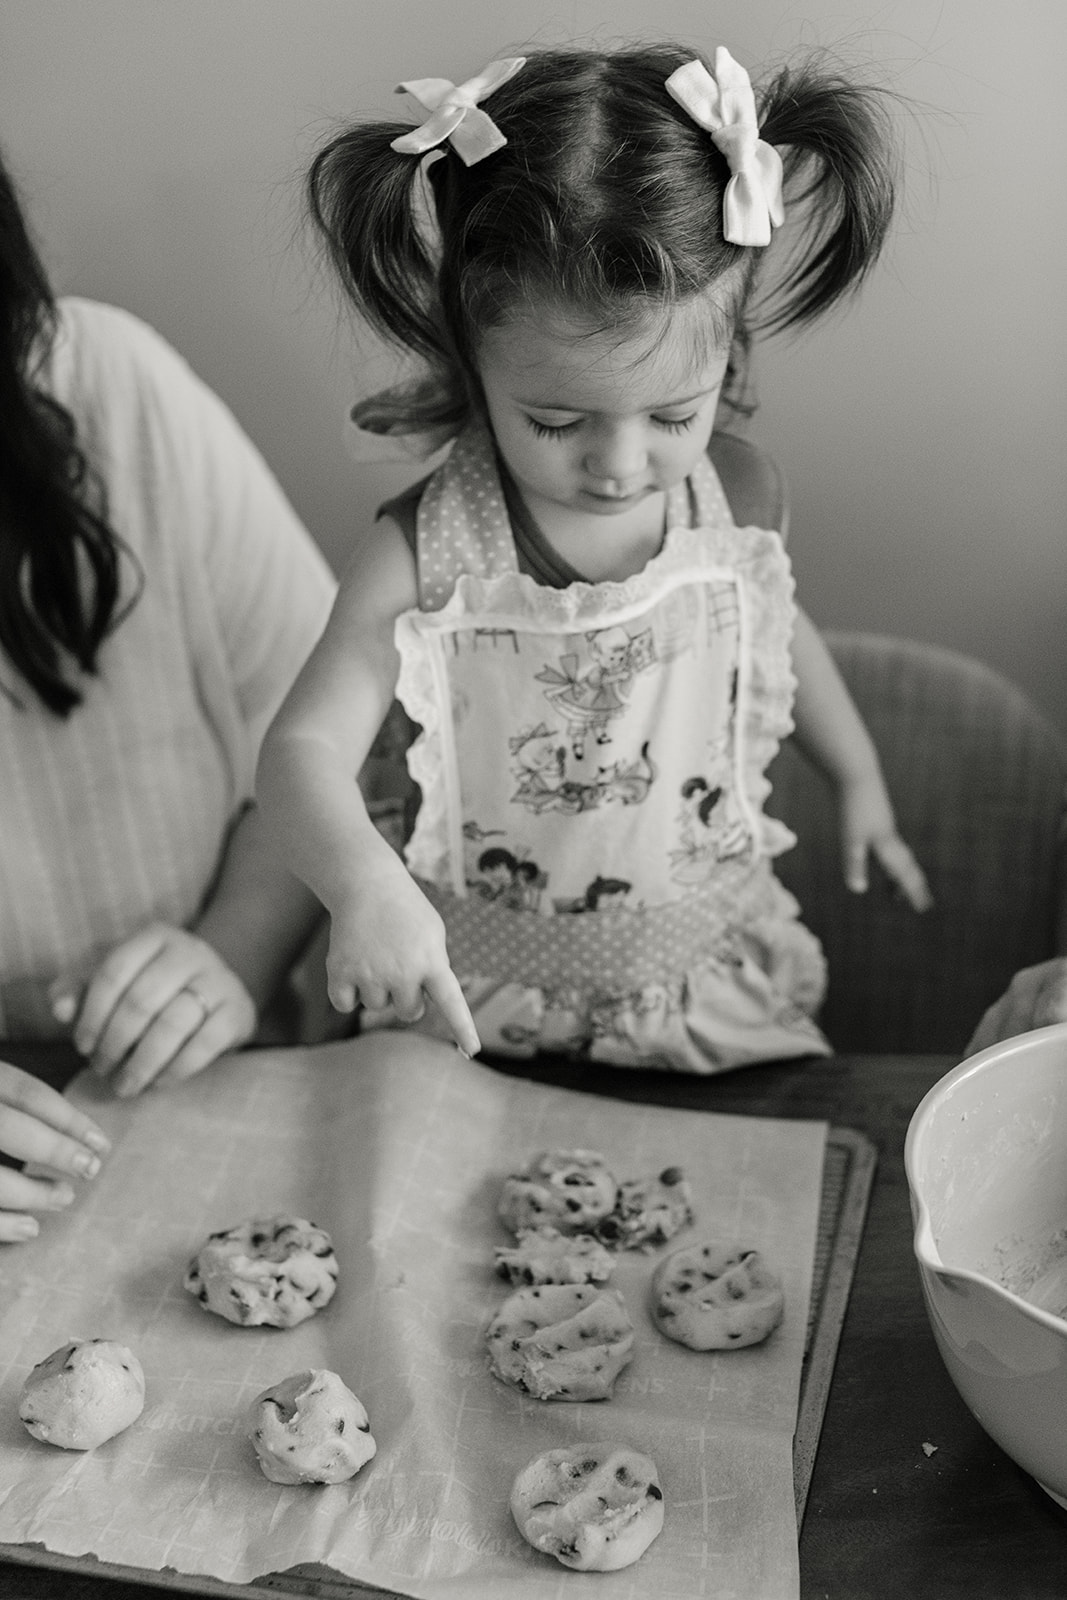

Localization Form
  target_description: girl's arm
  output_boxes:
[789,608,932,911]
[256,517,480,1055]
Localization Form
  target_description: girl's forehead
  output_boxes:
[479,300,731,410]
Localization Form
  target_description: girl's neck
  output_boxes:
[523,491,669,583]
[490,435,671,582]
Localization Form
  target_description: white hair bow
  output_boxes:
[665,49,785,247]
[390,57,526,167]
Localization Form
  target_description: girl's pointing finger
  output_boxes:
[425,970,481,1058]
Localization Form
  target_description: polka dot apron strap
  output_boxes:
[414,424,521,610]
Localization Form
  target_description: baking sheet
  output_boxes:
[0,1036,827,1599]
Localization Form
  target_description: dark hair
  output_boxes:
[309,43,897,433]
[478,845,518,872]
[585,875,631,909]
[697,787,724,826]
[0,151,127,715]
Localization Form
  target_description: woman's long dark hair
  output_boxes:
[0,152,124,715]
[308,43,898,434]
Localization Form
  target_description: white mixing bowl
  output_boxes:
[905,1022,1067,1507]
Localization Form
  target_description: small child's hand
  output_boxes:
[51,924,257,1098]
[0,1061,111,1242]
[840,772,933,912]
[326,856,481,1057]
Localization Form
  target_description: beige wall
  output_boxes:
[1,0,1064,735]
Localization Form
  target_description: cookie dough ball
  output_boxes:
[511,1443,664,1571]
[184,1214,337,1329]
[651,1241,784,1350]
[486,1283,634,1401]
[247,1370,376,1485]
[495,1226,615,1287]
[498,1150,618,1236]
[595,1165,694,1251]
[19,1340,145,1451]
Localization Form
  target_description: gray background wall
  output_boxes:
[1,0,1063,736]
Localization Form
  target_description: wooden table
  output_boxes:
[3,1043,1066,1599]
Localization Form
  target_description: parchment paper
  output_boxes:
[0,1035,826,1600]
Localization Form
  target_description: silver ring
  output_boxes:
[182,983,212,1022]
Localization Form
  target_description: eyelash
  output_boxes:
[528,420,575,439]
[527,415,697,440]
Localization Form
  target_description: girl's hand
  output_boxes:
[51,924,257,1098]
[840,772,933,913]
[326,855,481,1056]
[965,958,1067,1056]
[0,1062,110,1242]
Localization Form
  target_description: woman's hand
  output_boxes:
[0,1062,110,1242]
[839,771,933,912]
[326,854,481,1056]
[965,958,1067,1056]
[51,923,257,1097]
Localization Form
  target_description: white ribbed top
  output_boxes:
[0,299,335,1034]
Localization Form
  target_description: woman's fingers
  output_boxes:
[57,925,256,1095]
[0,1062,110,1169]
[67,924,172,1058]
[86,954,206,1079]
[0,1101,105,1180]
[966,961,1067,1055]
[0,1164,79,1241]
[0,1064,108,1243]
[1030,961,1067,1029]
[964,1001,1005,1057]
[109,986,255,1098]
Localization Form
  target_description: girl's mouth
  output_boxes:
[582,486,648,506]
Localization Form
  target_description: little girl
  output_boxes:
[258,42,931,1071]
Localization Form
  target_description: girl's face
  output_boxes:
[477,299,730,528]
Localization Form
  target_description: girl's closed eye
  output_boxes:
[527,417,580,439]
[526,413,697,440]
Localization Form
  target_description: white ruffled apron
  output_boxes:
[381,424,830,1072]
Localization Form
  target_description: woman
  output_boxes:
[0,149,336,1239]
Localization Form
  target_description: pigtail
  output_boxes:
[307,124,456,383]
[755,61,897,330]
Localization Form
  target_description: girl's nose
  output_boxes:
[583,422,647,484]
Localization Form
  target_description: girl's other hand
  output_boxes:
[326,858,481,1057]
[0,1062,111,1242]
[840,773,933,913]
[51,924,257,1098]
[965,958,1067,1056]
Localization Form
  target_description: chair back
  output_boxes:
[767,632,1067,1053]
